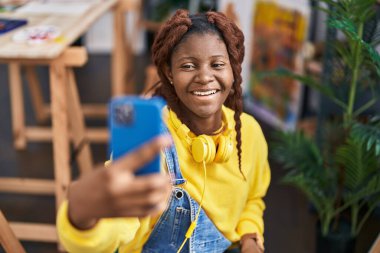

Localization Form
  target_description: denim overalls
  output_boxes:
[142,143,231,253]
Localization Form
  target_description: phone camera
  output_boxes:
[114,104,134,125]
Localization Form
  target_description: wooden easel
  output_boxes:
[369,233,380,253]
[0,47,96,245]
[0,211,26,253]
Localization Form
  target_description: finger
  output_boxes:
[112,174,171,211]
[117,186,170,212]
[107,173,170,198]
[108,185,170,218]
[131,195,170,218]
[112,135,172,173]
[126,174,171,195]
[105,171,170,200]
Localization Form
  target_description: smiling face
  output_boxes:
[165,33,234,132]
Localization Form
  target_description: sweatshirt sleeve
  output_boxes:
[57,200,141,253]
[236,130,271,245]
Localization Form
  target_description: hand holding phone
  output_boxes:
[109,96,166,175]
[66,135,172,230]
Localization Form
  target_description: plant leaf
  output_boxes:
[336,135,379,191]
[271,130,324,172]
[352,117,380,156]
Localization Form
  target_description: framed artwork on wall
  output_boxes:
[245,0,310,130]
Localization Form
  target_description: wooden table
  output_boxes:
[0,0,132,245]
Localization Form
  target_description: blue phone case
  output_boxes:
[109,96,166,175]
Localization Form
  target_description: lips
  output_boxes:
[191,89,219,96]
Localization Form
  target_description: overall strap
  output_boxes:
[163,127,186,186]
[164,145,186,185]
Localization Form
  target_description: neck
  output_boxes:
[176,106,223,136]
[188,116,222,136]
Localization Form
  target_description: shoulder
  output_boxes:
[241,112,267,150]
[223,106,264,136]
[223,106,268,153]
[240,112,261,131]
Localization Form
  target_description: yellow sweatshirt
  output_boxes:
[57,106,271,253]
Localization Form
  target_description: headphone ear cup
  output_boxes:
[214,135,233,163]
[191,135,215,163]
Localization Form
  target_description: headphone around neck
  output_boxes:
[169,109,234,164]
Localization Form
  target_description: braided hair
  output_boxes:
[152,9,246,179]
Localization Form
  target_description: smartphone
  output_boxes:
[109,96,166,176]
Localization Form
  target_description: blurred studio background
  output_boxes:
[0,0,379,252]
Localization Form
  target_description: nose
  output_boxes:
[196,66,214,84]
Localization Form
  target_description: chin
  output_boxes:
[192,106,221,118]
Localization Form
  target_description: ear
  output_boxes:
[163,64,173,84]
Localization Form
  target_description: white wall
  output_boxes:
[84,11,145,54]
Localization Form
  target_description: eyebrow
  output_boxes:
[176,55,228,61]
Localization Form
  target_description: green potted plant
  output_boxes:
[269,0,380,252]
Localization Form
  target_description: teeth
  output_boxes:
[192,90,217,96]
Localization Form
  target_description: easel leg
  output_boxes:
[0,211,26,253]
[49,58,71,225]
[66,68,93,175]
[25,66,49,123]
[8,63,26,149]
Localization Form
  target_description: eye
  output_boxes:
[212,62,225,69]
[180,63,195,70]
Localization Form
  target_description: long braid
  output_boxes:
[152,10,246,179]
[152,10,192,111]
[206,12,246,179]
